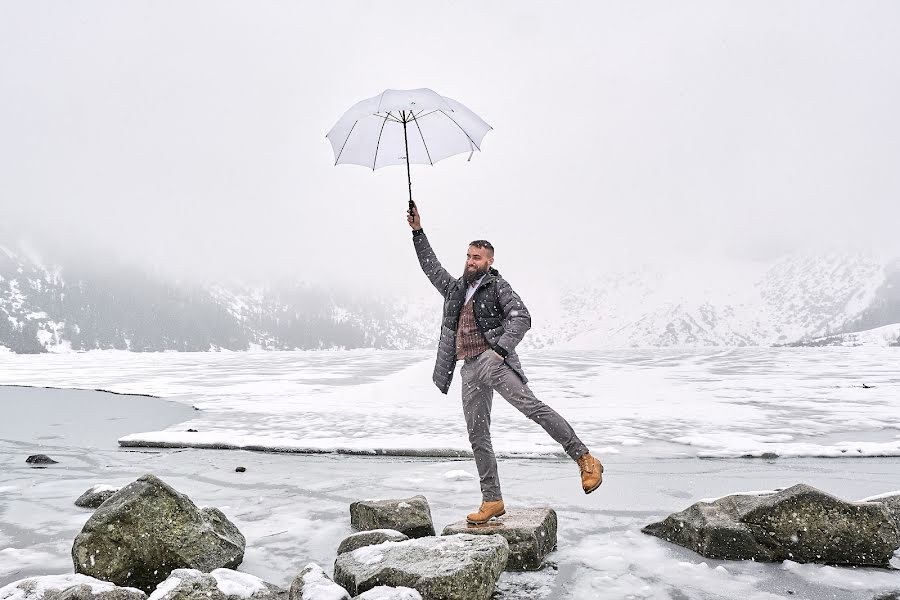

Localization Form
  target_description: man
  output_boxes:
[407,202,603,525]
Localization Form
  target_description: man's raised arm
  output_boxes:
[408,202,453,298]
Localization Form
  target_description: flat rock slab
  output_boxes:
[333,534,508,600]
[338,530,409,555]
[350,496,435,539]
[442,508,557,571]
[351,587,421,600]
[149,569,285,600]
[0,574,146,600]
[642,483,900,566]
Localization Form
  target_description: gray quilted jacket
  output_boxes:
[413,229,530,394]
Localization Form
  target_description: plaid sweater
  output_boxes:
[455,298,491,359]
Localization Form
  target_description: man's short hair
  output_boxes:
[469,240,494,256]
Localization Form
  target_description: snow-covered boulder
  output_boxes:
[75,485,120,509]
[147,569,284,600]
[0,574,145,600]
[642,483,900,566]
[351,587,421,600]
[349,496,434,539]
[333,534,508,600]
[72,474,245,593]
[442,508,557,570]
[337,530,409,556]
[288,564,348,600]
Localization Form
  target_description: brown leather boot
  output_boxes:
[466,500,506,524]
[577,452,604,494]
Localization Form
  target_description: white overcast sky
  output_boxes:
[1,1,899,290]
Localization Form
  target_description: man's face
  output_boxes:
[463,245,494,283]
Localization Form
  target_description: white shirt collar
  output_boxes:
[465,274,486,303]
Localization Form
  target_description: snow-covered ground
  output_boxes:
[1,348,900,599]
[803,322,900,347]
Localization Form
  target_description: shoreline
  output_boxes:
[0,383,161,399]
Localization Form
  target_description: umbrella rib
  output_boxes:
[334,120,358,165]
[438,110,481,151]
[410,112,434,166]
[377,113,404,124]
[375,90,387,114]
[372,112,391,170]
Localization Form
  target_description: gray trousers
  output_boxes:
[460,349,589,501]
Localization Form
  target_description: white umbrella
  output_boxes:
[326,88,492,211]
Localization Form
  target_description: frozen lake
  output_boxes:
[1,348,899,599]
[0,348,898,459]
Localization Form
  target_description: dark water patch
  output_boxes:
[0,385,196,450]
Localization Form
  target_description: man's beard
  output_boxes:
[463,264,489,284]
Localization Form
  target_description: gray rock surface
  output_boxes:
[71,474,246,593]
[0,574,146,600]
[149,569,285,600]
[288,564,349,600]
[75,485,120,509]
[337,530,409,556]
[642,483,900,566]
[333,534,508,600]
[349,496,434,539]
[442,508,557,571]
[864,492,900,525]
[351,587,421,600]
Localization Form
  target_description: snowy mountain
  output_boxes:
[540,252,900,349]
[0,244,431,353]
[1,242,898,353]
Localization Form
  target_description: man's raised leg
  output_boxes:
[491,360,604,493]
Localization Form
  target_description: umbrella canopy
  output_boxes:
[326,88,491,203]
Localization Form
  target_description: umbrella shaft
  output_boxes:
[402,112,412,203]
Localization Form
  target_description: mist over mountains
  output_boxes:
[1,242,898,353]
[0,243,432,353]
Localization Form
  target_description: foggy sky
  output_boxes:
[2,1,899,293]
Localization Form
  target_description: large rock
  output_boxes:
[72,474,246,593]
[0,574,146,600]
[642,484,900,566]
[349,497,434,539]
[288,564,349,600]
[442,508,557,571]
[75,485,120,509]
[333,534,508,600]
[148,569,285,600]
[338,530,409,556]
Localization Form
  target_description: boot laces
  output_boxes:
[578,453,594,474]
